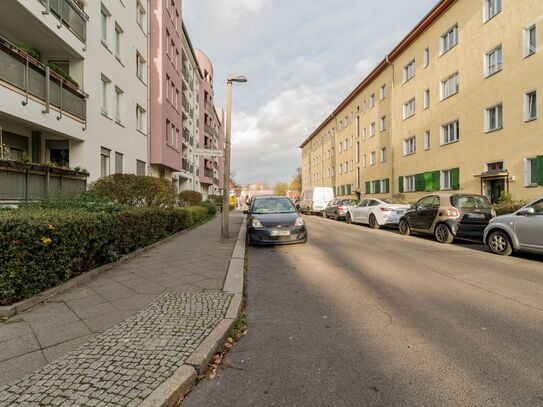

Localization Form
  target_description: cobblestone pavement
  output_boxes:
[0,212,244,383]
[0,292,233,406]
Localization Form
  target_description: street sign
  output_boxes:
[194,149,224,158]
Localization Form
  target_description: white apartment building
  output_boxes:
[0,0,149,182]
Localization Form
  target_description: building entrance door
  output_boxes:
[484,178,506,204]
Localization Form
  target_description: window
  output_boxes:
[356,142,360,163]
[370,94,375,108]
[526,158,538,186]
[380,116,386,132]
[100,147,110,178]
[100,7,109,44]
[136,52,145,80]
[370,151,376,166]
[424,47,430,67]
[339,163,343,175]
[165,119,170,142]
[380,148,386,163]
[380,84,386,100]
[339,142,342,153]
[404,98,416,119]
[136,1,146,29]
[441,73,459,100]
[525,25,537,57]
[370,122,376,137]
[380,179,389,194]
[166,31,171,59]
[100,75,110,114]
[486,46,503,76]
[424,131,431,150]
[441,169,453,190]
[356,116,360,138]
[114,87,123,122]
[424,89,430,109]
[404,60,415,82]
[404,175,416,192]
[526,91,537,121]
[363,127,367,141]
[404,136,416,156]
[441,121,460,144]
[114,24,123,59]
[136,105,146,132]
[136,159,146,176]
[362,154,367,168]
[441,25,458,53]
[484,0,502,21]
[115,152,123,174]
[486,104,503,132]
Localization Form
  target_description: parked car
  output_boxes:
[484,197,543,256]
[300,187,334,215]
[398,193,495,244]
[245,196,307,245]
[323,198,358,220]
[347,198,411,228]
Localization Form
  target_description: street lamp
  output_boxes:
[222,74,247,239]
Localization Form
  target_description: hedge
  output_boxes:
[0,206,212,305]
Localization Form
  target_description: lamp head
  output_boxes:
[227,74,247,84]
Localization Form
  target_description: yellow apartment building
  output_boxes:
[300,0,543,204]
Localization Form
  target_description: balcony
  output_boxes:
[204,169,213,179]
[37,0,88,43]
[204,124,217,138]
[181,158,194,174]
[0,36,87,122]
[205,102,215,116]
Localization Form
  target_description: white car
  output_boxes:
[347,198,411,229]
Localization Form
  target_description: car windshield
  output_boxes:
[252,198,296,214]
[451,195,491,209]
[342,200,356,205]
[382,198,407,205]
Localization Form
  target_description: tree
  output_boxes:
[290,167,302,194]
[273,182,289,196]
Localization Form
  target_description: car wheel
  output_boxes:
[333,212,338,221]
[434,223,454,244]
[399,219,411,236]
[369,214,380,229]
[346,213,352,224]
[487,230,513,256]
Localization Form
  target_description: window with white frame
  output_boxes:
[100,75,110,114]
[404,60,416,82]
[424,89,430,109]
[338,142,342,153]
[356,116,360,138]
[114,86,123,122]
[356,142,360,163]
[441,169,453,190]
[370,151,376,166]
[380,179,388,193]
[100,6,109,44]
[136,52,145,80]
[486,103,503,132]
[339,163,343,174]
[525,25,537,57]
[136,1,146,29]
[165,119,170,142]
[380,147,386,163]
[486,46,503,76]
[441,25,458,54]
[136,105,146,132]
[100,147,111,178]
[404,136,416,155]
[404,175,416,192]
[380,116,387,132]
[441,121,460,144]
[526,157,538,186]
[424,47,430,67]
[370,94,375,108]
[484,0,502,22]
[404,98,416,119]
[380,84,386,100]
[363,154,367,168]
[424,130,431,150]
[441,73,459,100]
[114,23,123,59]
[370,122,376,137]
[526,91,537,121]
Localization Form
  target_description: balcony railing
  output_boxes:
[38,0,88,43]
[0,36,87,121]
[204,125,217,138]
[204,169,213,179]
[181,159,194,174]
[205,102,215,115]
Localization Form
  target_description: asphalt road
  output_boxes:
[184,215,543,407]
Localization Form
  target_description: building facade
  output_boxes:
[301,0,543,204]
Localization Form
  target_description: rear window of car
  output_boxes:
[341,200,356,205]
[451,195,491,210]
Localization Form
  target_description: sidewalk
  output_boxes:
[0,211,244,405]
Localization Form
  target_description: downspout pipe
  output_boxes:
[385,55,395,195]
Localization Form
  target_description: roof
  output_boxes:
[299,0,455,149]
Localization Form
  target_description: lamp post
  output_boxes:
[222,74,247,239]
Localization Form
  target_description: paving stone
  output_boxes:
[34,321,92,349]
[0,351,48,384]
[0,321,33,343]
[13,303,80,330]
[42,335,96,363]
[0,334,41,363]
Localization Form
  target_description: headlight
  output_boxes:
[294,218,305,227]
[251,219,264,228]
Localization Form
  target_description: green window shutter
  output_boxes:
[424,172,433,191]
[415,173,425,192]
[537,156,543,186]
[451,168,460,190]
[365,181,371,194]
[385,178,390,194]
[340,185,345,195]
[375,180,381,194]
[347,184,352,195]
[432,171,441,191]
[399,176,404,193]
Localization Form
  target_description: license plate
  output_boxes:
[270,230,291,237]
[468,213,485,219]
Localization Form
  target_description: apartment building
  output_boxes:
[0,0,149,182]
[301,0,543,204]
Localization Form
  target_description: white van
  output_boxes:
[301,187,334,215]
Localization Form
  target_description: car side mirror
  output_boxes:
[517,207,535,216]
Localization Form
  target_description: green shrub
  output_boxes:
[207,194,223,205]
[199,202,217,217]
[179,190,203,206]
[493,201,526,216]
[88,174,177,208]
[20,192,123,213]
[0,206,212,305]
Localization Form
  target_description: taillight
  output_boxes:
[379,207,393,212]
[338,206,344,210]
[446,207,460,218]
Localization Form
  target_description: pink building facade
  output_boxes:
[149,0,183,178]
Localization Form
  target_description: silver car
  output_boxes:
[484,197,543,256]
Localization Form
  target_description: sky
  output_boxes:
[183,0,438,186]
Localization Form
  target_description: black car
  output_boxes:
[245,196,307,245]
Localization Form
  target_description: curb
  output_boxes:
[141,215,247,407]
[0,217,217,319]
